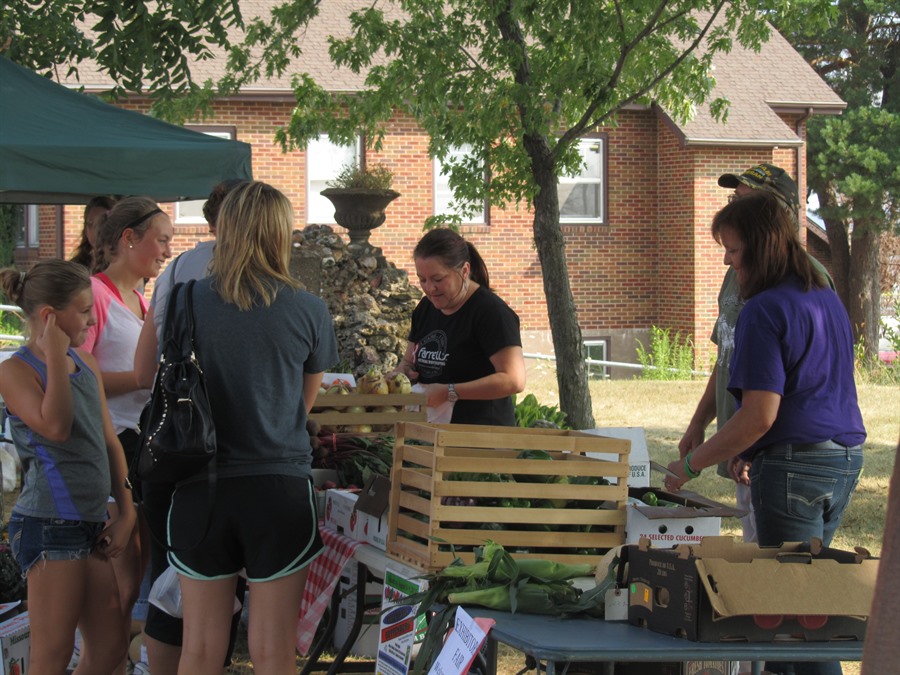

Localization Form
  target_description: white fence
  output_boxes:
[524,351,710,378]
[0,304,24,344]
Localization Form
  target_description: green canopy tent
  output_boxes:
[0,56,252,204]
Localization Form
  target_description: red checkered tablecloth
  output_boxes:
[296,524,360,655]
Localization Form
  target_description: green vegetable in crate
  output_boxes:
[499,497,531,508]
[641,491,679,507]
[513,449,554,483]
[513,393,571,429]
[547,474,570,508]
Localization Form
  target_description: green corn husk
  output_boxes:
[515,558,594,581]
[448,581,564,614]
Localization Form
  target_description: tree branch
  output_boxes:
[560,0,728,150]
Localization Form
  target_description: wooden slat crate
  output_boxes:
[310,392,427,428]
[387,422,630,571]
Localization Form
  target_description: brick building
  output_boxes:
[14,2,844,372]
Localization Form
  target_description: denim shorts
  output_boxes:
[8,512,105,576]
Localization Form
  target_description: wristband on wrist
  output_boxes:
[684,453,701,479]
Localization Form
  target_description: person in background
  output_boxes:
[83,196,173,675]
[678,163,833,543]
[395,228,525,426]
[665,191,865,675]
[163,181,338,674]
[0,260,136,673]
[133,179,246,675]
[70,195,117,269]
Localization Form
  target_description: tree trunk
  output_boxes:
[819,187,851,309]
[525,136,595,430]
[848,220,883,361]
[815,183,883,361]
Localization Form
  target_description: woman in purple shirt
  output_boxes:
[665,192,864,675]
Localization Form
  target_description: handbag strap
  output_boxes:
[183,278,198,353]
[141,277,218,555]
[163,279,198,363]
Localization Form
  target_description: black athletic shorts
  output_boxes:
[167,474,323,582]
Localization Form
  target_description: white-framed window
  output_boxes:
[307,135,360,224]
[14,205,39,248]
[434,145,486,224]
[175,127,236,224]
[559,137,606,224]
[583,339,610,380]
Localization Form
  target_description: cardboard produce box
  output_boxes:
[626,536,877,642]
[625,487,745,545]
[583,427,651,488]
[387,422,630,571]
[324,477,390,550]
[324,489,360,537]
[355,475,390,550]
[0,611,29,675]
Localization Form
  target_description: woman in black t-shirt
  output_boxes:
[397,228,525,425]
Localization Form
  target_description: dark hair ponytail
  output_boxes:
[464,241,490,288]
[414,228,491,289]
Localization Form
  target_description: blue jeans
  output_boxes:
[8,512,105,576]
[750,441,864,675]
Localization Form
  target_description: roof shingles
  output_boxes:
[63,1,844,145]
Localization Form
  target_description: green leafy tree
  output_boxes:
[776,2,900,359]
[1,0,833,427]
[0,0,263,106]
[265,0,798,429]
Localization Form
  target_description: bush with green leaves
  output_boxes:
[0,309,24,346]
[514,393,570,429]
[635,326,697,381]
[327,163,394,191]
[0,206,18,268]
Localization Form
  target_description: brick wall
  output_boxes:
[34,99,814,373]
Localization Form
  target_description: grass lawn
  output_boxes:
[226,368,897,673]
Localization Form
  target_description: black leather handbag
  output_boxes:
[134,279,216,484]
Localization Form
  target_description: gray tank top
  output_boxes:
[7,346,110,522]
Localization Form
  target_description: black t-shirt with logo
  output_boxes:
[409,285,521,425]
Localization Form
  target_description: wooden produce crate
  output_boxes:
[310,392,427,430]
[387,422,630,571]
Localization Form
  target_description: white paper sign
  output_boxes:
[427,607,494,675]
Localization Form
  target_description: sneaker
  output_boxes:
[132,661,152,675]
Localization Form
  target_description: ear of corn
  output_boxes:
[447,581,573,614]
[515,558,594,581]
[403,541,613,675]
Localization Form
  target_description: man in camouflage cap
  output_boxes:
[717,162,800,216]
[679,163,832,546]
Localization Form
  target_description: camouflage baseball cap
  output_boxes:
[718,163,799,211]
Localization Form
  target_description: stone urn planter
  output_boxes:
[321,163,399,261]
[320,186,400,249]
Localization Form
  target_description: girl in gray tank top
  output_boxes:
[0,260,136,674]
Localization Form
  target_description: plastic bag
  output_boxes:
[149,566,183,618]
[412,384,454,423]
[149,566,243,618]
[0,445,18,493]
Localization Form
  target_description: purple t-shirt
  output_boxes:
[728,276,866,456]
